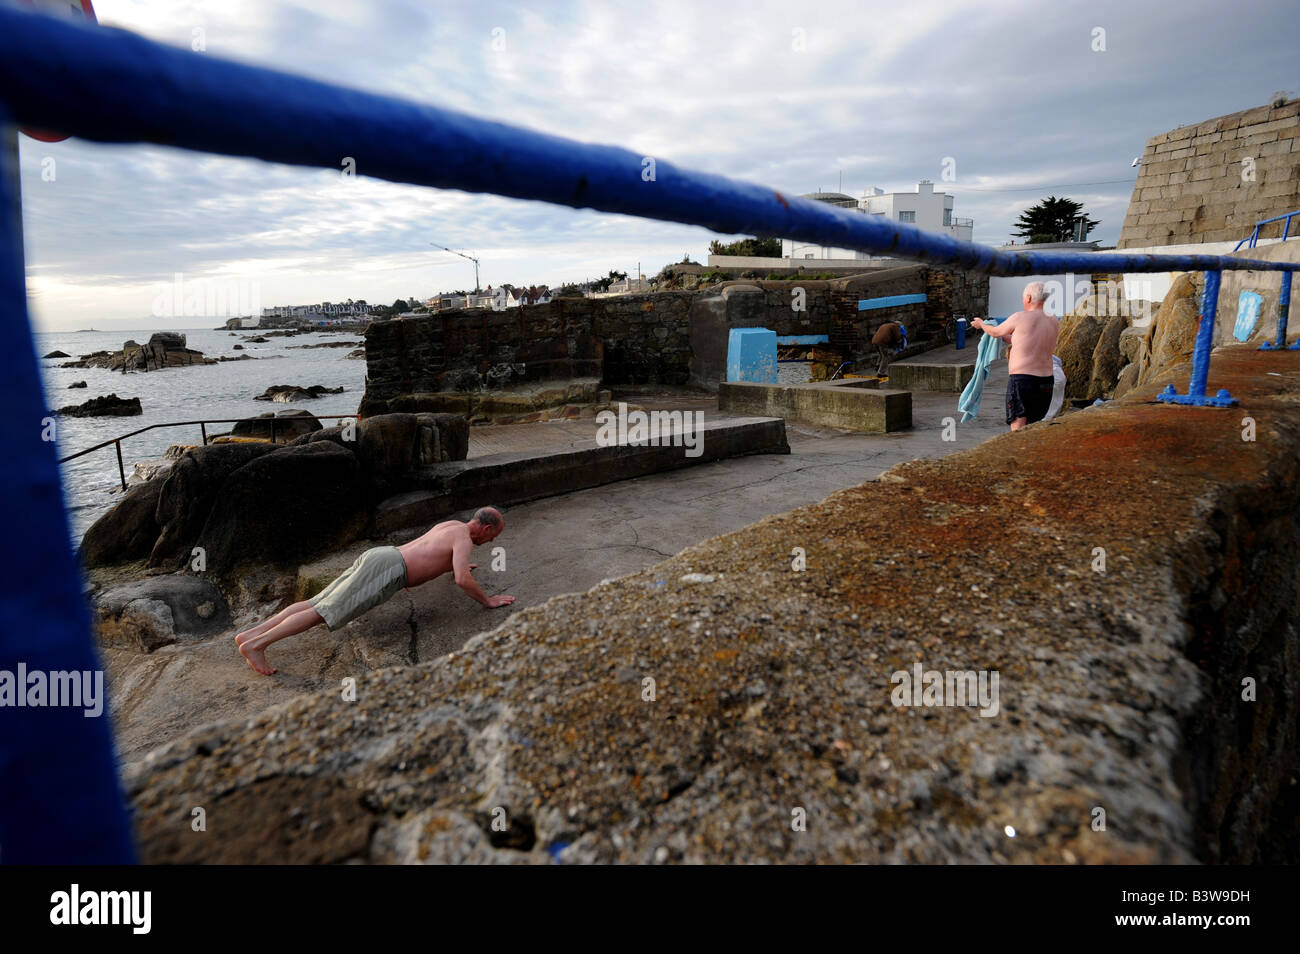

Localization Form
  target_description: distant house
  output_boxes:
[504,284,552,307]
[778,180,975,261]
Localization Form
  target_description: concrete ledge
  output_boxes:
[887,345,978,392]
[718,380,910,432]
[374,416,790,534]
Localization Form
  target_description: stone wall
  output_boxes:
[1119,98,1300,248]
[364,270,990,403]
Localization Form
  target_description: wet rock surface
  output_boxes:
[125,349,1300,863]
[56,393,142,417]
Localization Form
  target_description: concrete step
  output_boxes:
[887,343,981,392]
[718,379,910,432]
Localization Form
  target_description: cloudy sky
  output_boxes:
[15,0,1300,330]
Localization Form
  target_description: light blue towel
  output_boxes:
[958,318,1004,423]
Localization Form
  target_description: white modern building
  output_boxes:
[781,180,974,260]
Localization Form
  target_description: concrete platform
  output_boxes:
[718,378,910,432]
[887,342,981,392]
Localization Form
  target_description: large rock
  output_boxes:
[254,384,345,402]
[94,575,232,653]
[291,412,469,501]
[1086,316,1130,400]
[1112,362,1140,401]
[79,479,165,568]
[148,442,278,571]
[148,332,186,350]
[1119,325,1145,364]
[197,441,365,574]
[230,409,321,443]
[56,393,142,417]
[1055,313,1104,400]
[1137,274,1200,386]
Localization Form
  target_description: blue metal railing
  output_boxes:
[2,6,1300,861]
[1234,210,1300,251]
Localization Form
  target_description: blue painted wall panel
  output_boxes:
[727,328,778,383]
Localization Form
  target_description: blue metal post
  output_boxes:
[1260,270,1293,350]
[1158,270,1237,407]
[0,107,135,863]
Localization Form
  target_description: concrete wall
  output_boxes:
[1119,99,1300,248]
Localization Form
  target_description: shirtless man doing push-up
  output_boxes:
[236,507,514,675]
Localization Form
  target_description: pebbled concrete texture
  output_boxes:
[124,347,1300,863]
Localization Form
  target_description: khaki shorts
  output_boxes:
[309,546,408,630]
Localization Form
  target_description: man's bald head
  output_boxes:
[469,506,504,543]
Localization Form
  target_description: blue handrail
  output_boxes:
[0,6,1297,863]
[1234,210,1300,252]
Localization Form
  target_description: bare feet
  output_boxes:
[239,640,277,675]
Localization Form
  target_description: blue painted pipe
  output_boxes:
[0,9,1297,279]
[1277,271,1292,348]
[955,317,967,350]
[1187,270,1222,399]
[0,108,134,863]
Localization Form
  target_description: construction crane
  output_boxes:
[430,242,480,293]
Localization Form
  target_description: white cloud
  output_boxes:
[14,0,1298,328]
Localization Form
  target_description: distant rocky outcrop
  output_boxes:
[254,384,345,402]
[56,393,142,417]
[43,349,70,358]
[67,380,87,389]
[62,333,217,372]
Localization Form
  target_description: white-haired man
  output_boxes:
[972,282,1059,431]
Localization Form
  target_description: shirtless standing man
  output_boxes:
[235,507,514,675]
[972,282,1059,431]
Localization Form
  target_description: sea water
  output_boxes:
[34,328,366,544]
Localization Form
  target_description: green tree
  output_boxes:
[708,236,782,257]
[1013,197,1100,243]
[591,269,629,292]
